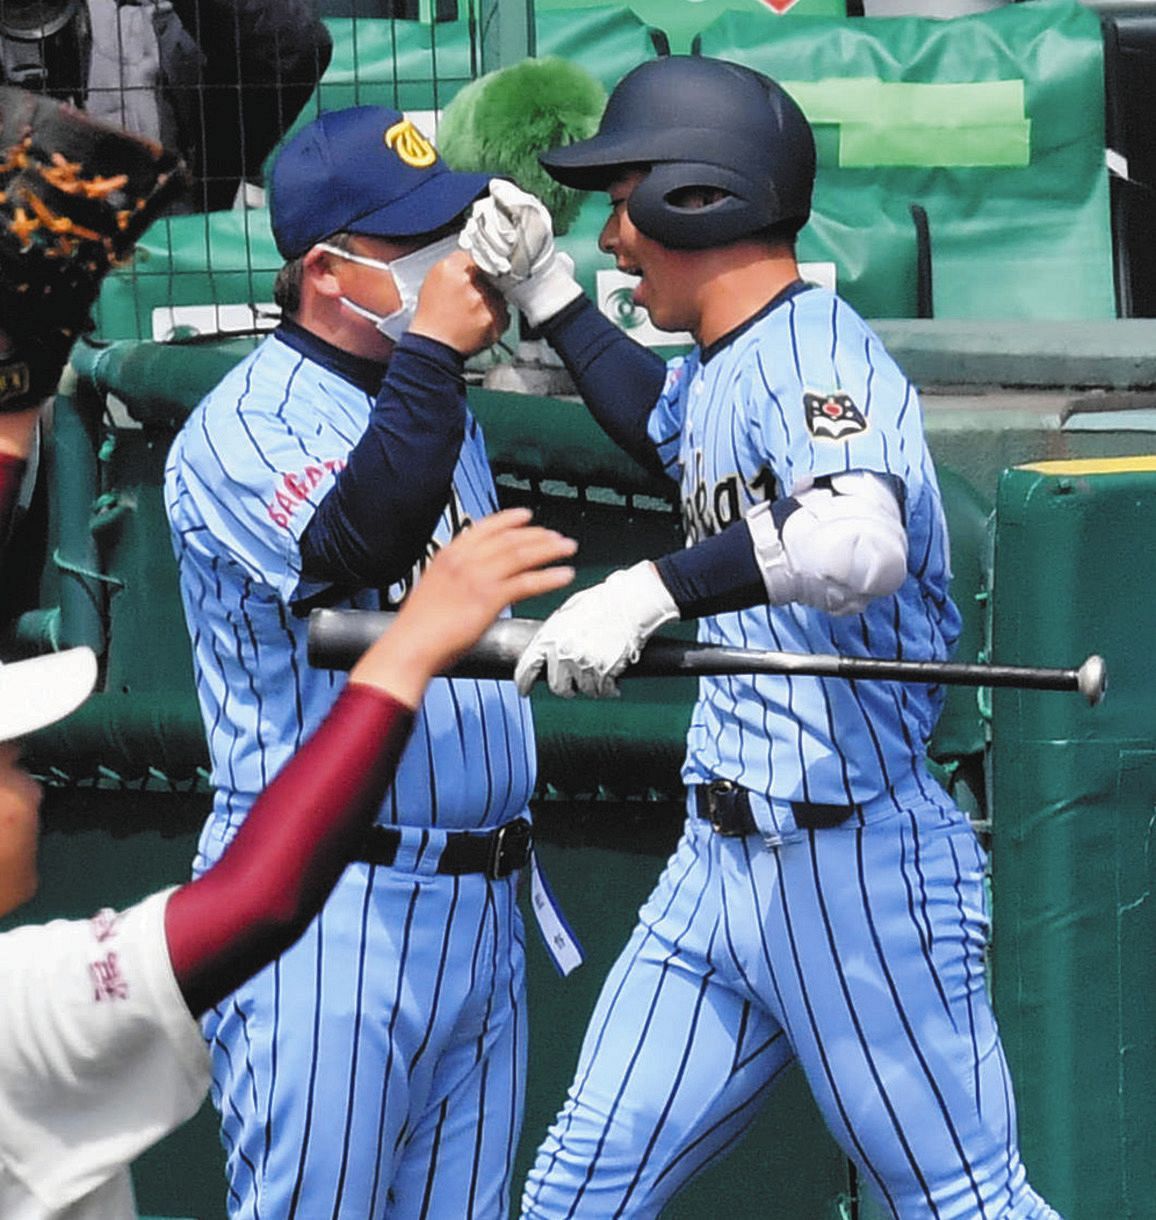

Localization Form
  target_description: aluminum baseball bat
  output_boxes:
[307,609,1107,706]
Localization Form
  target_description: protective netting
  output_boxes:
[1,0,1117,347]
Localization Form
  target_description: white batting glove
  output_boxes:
[461,178,583,327]
[514,562,680,699]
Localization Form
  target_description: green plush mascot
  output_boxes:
[437,56,606,239]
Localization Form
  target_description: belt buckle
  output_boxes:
[706,780,743,837]
[488,817,531,879]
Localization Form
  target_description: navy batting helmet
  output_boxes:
[539,55,815,250]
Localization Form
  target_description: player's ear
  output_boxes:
[304,245,345,299]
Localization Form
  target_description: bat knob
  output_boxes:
[1077,655,1107,706]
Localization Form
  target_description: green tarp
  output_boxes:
[534,0,844,55]
[697,0,1115,320]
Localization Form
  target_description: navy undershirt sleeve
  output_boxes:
[654,520,768,620]
[299,334,466,589]
[538,296,668,477]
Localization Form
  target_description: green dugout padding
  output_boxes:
[989,457,1156,1220]
[92,0,1115,342]
[17,338,990,803]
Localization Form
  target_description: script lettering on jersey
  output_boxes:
[682,449,777,545]
[384,489,474,608]
[266,459,347,529]
[89,951,129,1002]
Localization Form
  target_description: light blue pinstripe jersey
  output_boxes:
[164,333,535,864]
[648,287,962,807]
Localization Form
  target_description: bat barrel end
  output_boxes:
[1077,655,1107,706]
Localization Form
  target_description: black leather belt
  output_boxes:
[695,781,760,836]
[694,781,860,834]
[356,817,532,879]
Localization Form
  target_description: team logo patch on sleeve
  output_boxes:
[803,391,867,441]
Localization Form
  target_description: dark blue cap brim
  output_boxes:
[343,169,493,243]
[539,130,665,191]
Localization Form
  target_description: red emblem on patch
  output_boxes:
[762,0,802,12]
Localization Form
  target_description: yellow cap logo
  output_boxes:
[384,119,437,169]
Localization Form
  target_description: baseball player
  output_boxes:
[462,56,1061,1218]
[163,106,551,1218]
[0,508,576,1219]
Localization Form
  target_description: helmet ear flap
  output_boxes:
[627,162,778,250]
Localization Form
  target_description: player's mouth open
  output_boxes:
[620,263,645,300]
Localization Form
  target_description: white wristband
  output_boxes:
[508,254,583,328]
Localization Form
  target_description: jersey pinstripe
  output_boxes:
[164,332,535,869]
[647,287,962,808]
[203,858,527,1219]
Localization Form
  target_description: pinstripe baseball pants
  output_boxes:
[203,861,526,1219]
[522,788,1060,1219]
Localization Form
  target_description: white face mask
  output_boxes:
[317,234,461,342]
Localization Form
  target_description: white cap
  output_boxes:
[0,647,98,743]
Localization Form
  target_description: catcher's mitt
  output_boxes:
[0,87,188,414]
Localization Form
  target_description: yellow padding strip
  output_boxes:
[1018,456,1156,476]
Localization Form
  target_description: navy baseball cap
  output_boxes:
[269,105,492,259]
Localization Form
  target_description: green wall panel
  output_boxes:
[698,0,1115,321]
[989,457,1156,1219]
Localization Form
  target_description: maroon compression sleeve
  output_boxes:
[0,451,26,547]
[165,682,414,1016]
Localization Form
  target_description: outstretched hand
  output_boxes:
[349,508,576,706]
